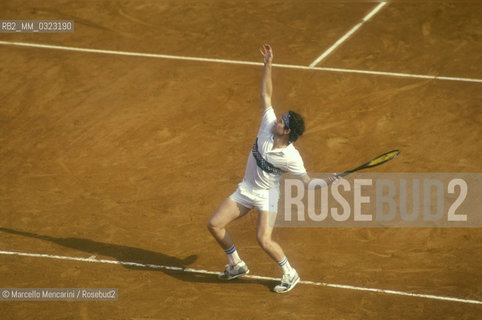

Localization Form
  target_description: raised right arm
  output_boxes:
[260,44,273,111]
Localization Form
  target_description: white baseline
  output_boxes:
[0,40,481,83]
[0,249,481,305]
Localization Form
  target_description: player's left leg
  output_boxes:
[256,210,285,262]
[257,211,300,293]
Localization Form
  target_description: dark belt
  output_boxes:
[251,138,286,175]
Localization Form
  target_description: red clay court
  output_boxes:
[0,1,481,319]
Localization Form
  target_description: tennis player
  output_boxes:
[207,44,337,293]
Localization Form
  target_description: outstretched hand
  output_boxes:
[260,44,273,64]
[326,173,340,185]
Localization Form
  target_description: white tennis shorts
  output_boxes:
[229,180,280,212]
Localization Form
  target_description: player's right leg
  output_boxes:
[207,198,251,280]
[207,198,250,250]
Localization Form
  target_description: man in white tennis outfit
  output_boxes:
[207,44,337,293]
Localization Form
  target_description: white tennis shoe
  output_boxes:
[218,261,250,280]
[273,269,300,293]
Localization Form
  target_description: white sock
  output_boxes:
[278,256,294,275]
[224,245,241,266]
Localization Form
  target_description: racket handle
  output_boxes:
[335,171,350,178]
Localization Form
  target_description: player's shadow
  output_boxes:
[0,227,274,290]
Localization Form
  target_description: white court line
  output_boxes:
[0,40,481,83]
[1,249,481,305]
[309,2,387,67]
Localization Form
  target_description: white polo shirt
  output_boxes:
[243,107,307,190]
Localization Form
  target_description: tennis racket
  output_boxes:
[335,150,400,178]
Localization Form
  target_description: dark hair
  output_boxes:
[287,111,305,143]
